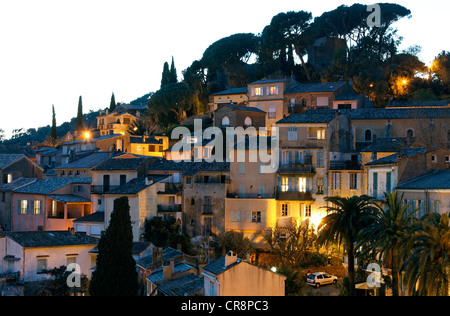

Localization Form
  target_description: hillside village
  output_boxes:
[1,2,450,298]
[0,76,449,296]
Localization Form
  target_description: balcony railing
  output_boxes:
[329,160,361,170]
[277,164,315,174]
[202,204,213,216]
[157,204,182,213]
[91,185,121,194]
[276,191,314,201]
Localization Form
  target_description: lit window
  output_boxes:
[34,200,41,215]
[281,177,289,192]
[20,200,28,214]
[298,177,307,193]
[269,86,279,95]
[304,205,312,217]
[281,204,289,217]
[254,87,263,96]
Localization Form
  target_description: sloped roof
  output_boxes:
[156,273,204,296]
[202,256,242,276]
[54,152,111,170]
[136,247,184,270]
[396,170,450,190]
[0,154,25,169]
[2,231,99,248]
[92,158,148,171]
[213,87,248,96]
[0,178,37,192]
[386,100,450,108]
[13,177,92,194]
[277,109,339,124]
[147,262,196,284]
[103,175,168,195]
[47,194,91,203]
[73,211,105,223]
[284,81,347,94]
[147,159,230,176]
[360,137,410,153]
[365,147,439,166]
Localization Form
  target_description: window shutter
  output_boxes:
[347,174,350,190]
[323,177,328,195]
[261,211,266,223]
[251,87,255,96]
[246,211,252,223]
[312,178,317,194]
[29,200,33,215]
[18,200,21,215]
[357,173,361,190]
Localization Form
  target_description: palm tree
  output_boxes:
[318,195,379,296]
[357,191,418,296]
[402,212,450,296]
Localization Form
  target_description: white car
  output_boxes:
[307,272,338,288]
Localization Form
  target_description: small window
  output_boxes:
[244,116,252,126]
[20,200,28,215]
[34,200,41,215]
[305,205,312,217]
[365,129,372,142]
[254,87,263,96]
[446,156,450,163]
[37,258,47,273]
[251,211,262,223]
[288,127,298,141]
[407,129,414,139]
[281,204,289,217]
[269,86,279,95]
[431,155,437,163]
[268,106,276,119]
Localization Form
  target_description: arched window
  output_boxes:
[221,116,230,126]
[244,116,252,126]
[406,129,414,139]
[365,129,372,142]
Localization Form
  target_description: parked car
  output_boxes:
[307,272,338,288]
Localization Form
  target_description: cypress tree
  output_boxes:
[76,96,84,132]
[169,56,178,84]
[161,61,171,88]
[50,104,57,140]
[89,196,138,296]
[110,92,116,112]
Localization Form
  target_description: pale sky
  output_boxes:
[0,0,448,139]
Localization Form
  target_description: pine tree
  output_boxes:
[110,92,116,112]
[76,96,84,132]
[50,105,57,140]
[169,56,178,84]
[161,62,171,88]
[89,197,138,296]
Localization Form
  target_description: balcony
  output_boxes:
[91,185,120,194]
[277,157,315,175]
[276,191,314,201]
[202,204,213,216]
[157,204,182,213]
[329,160,361,170]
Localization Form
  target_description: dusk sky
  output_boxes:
[0,0,448,139]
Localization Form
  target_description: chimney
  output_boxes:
[70,227,76,237]
[145,177,153,186]
[152,247,163,265]
[163,260,175,281]
[224,251,238,268]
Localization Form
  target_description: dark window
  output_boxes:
[120,175,127,186]
[365,130,372,142]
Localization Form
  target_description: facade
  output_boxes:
[0,230,99,282]
[213,104,266,131]
[202,251,286,296]
[0,177,92,232]
[96,104,147,136]
[284,81,372,113]
[0,154,43,186]
[209,87,248,114]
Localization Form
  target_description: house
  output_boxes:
[209,87,248,114]
[72,211,105,237]
[0,154,43,186]
[225,136,277,245]
[147,159,230,238]
[338,108,450,150]
[365,146,450,201]
[96,103,147,136]
[396,170,450,217]
[275,110,356,228]
[0,230,99,282]
[0,177,92,232]
[146,259,202,296]
[247,78,294,133]
[54,152,111,178]
[284,81,372,113]
[129,135,169,158]
[202,251,286,296]
[34,147,62,171]
[213,104,266,131]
